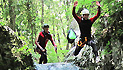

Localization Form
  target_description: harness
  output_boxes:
[77,37,87,47]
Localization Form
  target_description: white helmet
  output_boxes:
[81,9,89,15]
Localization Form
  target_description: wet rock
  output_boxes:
[64,45,97,70]
[34,63,80,70]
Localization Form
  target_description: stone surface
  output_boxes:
[34,62,80,70]
[64,45,97,70]
[0,26,34,70]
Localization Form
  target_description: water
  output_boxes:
[34,62,79,70]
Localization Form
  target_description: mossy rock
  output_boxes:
[0,26,34,70]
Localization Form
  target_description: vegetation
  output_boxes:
[0,0,123,69]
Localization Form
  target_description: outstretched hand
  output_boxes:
[96,1,101,7]
[54,47,57,53]
[54,45,57,53]
[42,49,46,52]
[74,1,78,7]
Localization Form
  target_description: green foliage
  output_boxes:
[1,0,123,68]
[101,41,112,56]
[0,22,5,26]
[46,41,69,63]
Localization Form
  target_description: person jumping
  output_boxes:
[72,1,101,58]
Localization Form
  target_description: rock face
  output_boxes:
[64,10,123,70]
[34,63,80,70]
[0,26,34,70]
[64,45,97,70]
[65,41,122,70]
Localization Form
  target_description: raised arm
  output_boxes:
[90,1,101,23]
[72,1,81,23]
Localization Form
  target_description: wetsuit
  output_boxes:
[35,31,56,64]
[72,6,101,56]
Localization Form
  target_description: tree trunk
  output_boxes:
[57,26,60,45]
[65,0,70,50]
[66,43,69,50]
[31,24,34,46]
[59,14,66,38]
[27,0,33,45]
[53,21,55,42]
[27,0,31,24]
[8,0,16,31]
[41,0,44,24]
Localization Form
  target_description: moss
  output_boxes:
[0,26,34,69]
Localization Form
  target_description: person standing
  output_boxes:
[35,24,57,64]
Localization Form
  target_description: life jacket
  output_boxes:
[67,28,77,43]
